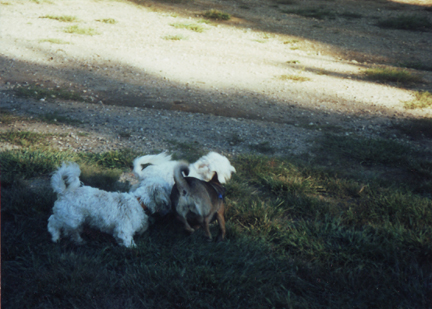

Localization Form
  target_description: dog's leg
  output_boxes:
[47,215,62,243]
[176,214,195,234]
[215,206,226,242]
[202,216,213,241]
[114,228,136,248]
[68,228,86,245]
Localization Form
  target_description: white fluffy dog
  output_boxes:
[131,151,236,212]
[48,162,171,248]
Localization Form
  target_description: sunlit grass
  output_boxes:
[96,18,117,24]
[277,74,311,82]
[162,34,187,40]
[39,38,70,44]
[203,9,231,20]
[63,25,100,35]
[362,67,423,84]
[40,15,79,22]
[169,23,205,33]
[404,91,432,109]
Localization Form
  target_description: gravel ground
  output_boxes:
[1,0,432,159]
[1,89,321,156]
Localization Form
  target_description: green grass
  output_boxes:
[392,117,432,140]
[14,85,83,102]
[39,15,79,22]
[362,67,423,84]
[0,148,139,184]
[0,131,54,147]
[315,134,432,194]
[2,142,431,308]
[377,15,432,31]
[203,9,231,21]
[404,91,432,109]
[162,34,187,40]
[283,39,300,44]
[169,23,205,33]
[277,74,311,82]
[63,25,100,35]
[0,109,24,124]
[96,18,117,24]
[39,38,70,44]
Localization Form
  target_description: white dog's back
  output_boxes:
[51,162,82,195]
[132,152,173,179]
[188,152,236,184]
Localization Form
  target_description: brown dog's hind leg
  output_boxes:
[203,216,213,241]
[177,215,195,233]
[215,206,226,242]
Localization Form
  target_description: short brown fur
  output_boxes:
[171,163,226,241]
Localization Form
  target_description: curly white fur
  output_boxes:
[131,152,236,212]
[188,152,236,184]
[48,162,170,248]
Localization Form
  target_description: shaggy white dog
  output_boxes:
[48,162,171,248]
[131,151,236,212]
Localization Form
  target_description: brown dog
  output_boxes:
[170,162,226,241]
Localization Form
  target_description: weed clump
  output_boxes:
[170,23,205,33]
[96,18,116,24]
[277,74,311,82]
[40,15,79,22]
[203,9,231,20]
[63,25,100,35]
[39,38,70,44]
[363,67,422,84]
[404,91,432,109]
[162,34,187,40]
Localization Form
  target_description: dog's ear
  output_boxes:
[140,163,152,171]
[210,172,221,184]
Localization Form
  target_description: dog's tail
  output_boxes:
[173,162,190,195]
[51,162,81,195]
[132,152,172,179]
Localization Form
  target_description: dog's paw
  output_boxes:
[185,227,195,234]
